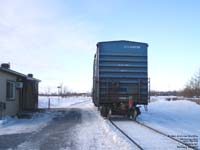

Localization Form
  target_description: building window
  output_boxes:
[6,81,15,100]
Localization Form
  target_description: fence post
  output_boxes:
[48,98,50,109]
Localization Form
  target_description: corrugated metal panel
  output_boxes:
[93,41,148,105]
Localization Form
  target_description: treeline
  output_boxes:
[150,91,178,96]
[151,69,200,98]
[180,69,200,97]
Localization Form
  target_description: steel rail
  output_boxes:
[109,119,144,150]
[135,121,196,150]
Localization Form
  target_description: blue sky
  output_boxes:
[0,0,200,92]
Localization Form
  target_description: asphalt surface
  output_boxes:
[0,108,83,150]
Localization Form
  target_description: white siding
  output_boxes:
[0,72,19,117]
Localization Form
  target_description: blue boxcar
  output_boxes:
[93,40,149,119]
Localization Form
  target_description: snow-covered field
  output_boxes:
[38,96,91,108]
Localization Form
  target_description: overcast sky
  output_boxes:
[0,0,200,92]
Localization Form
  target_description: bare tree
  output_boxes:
[182,69,200,97]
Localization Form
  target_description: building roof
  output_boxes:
[97,40,148,47]
[0,67,41,82]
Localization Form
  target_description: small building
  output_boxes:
[0,63,41,118]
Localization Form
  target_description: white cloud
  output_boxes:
[0,0,98,92]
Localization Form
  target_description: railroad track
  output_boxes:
[135,121,196,150]
[109,118,196,150]
[109,119,144,150]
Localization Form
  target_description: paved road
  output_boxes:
[0,108,82,150]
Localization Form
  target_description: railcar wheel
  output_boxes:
[129,107,140,121]
[107,108,112,119]
[132,109,137,120]
[100,106,108,118]
[136,107,141,116]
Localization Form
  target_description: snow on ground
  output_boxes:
[39,96,135,150]
[1,96,134,150]
[0,96,90,136]
[113,120,189,150]
[0,111,58,135]
[2,95,199,149]
[69,99,136,150]
[138,96,200,148]
[38,96,91,108]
